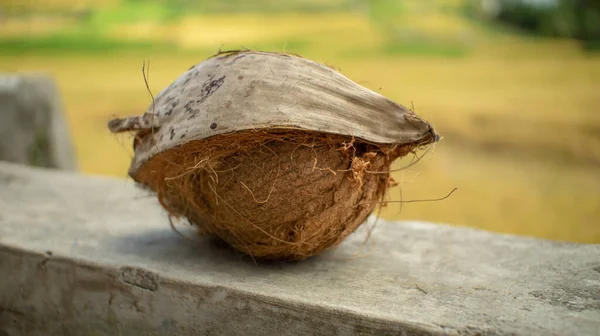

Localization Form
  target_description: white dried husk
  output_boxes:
[108,50,439,176]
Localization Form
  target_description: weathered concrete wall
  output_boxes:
[0,74,77,170]
[0,161,598,336]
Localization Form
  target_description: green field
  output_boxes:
[2,0,599,243]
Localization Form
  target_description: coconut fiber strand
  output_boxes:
[108,50,439,261]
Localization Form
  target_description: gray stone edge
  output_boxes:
[1,244,465,336]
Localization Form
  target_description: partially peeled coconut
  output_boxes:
[108,50,439,261]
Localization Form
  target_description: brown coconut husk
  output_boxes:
[132,129,421,261]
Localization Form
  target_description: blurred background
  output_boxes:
[1,0,598,243]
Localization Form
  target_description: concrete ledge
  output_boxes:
[0,161,598,336]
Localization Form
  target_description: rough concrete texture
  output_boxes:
[0,74,77,170]
[0,161,598,336]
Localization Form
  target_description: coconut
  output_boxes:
[108,50,439,261]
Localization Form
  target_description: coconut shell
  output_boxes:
[108,50,439,261]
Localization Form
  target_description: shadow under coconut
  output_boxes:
[108,224,363,273]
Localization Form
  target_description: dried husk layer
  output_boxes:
[108,50,438,176]
[132,129,426,261]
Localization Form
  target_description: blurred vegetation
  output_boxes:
[3,0,599,53]
[1,0,599,243]
[465,0,600,50]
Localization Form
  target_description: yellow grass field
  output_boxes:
[1,10,599,243]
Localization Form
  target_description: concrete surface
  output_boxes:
[0,161,598,336]
[0,74,77,170]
